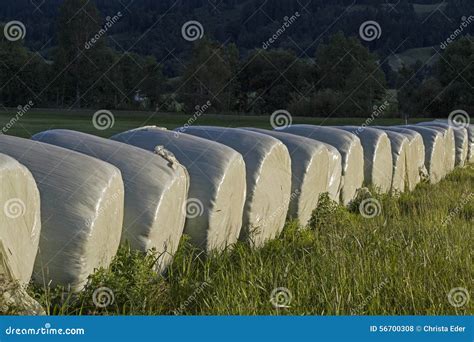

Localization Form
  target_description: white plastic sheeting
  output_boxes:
[376,127,427,190]
[0,153,41,285]
[413,124,456,173]
[242,128,330,226]
[278,125,364,205]
[431,121,471,166]
[32,129,189,271]
[176,127,291,246]
[335,127,393,193]
[0,135,124,290]
[371,130,408,192]
[397,126,445,183]
[111,126,246,251]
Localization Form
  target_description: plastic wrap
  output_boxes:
[242,128,330,226]
[32,130,189,271]
[176,127,291,246]
[278,125,364,205]
[335,127,393,193]
[111,127,246,251]
[0,135,124,290]
[376,127,427,190]
[0,154,41,285]
[431,121,470,166]
[414,124,456,172]
[396,126,445,183]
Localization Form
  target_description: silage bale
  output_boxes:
[366,129,409,192]
[414,123,456,172]
[0,135,124,290]
[111,126,246,251]
[175,126,292,246]
[376,126,427,190]
[32,129,189,271]
[394,126,445,183]
[0,153,41,285]
[242,128,330,226]
[431,120,471,166]
[335,127,393,193]
[278,125,364,205]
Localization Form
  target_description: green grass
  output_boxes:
[27,166,473,315]
[0,108,431,139]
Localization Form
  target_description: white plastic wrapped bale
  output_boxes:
[414,123,456,172]
[0,153,41,285]
[0,135,124,290]
[242,128,330,226]
[375,127,427,190]
[278,125,364,205]
[368,129,408,192]
[176,127,291,246]
[111,126,246,251]
[32,130,189,271]
[432,120,471,166]
[335,127,393,193]
[396,126,446,183]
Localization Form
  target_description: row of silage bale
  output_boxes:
[277,125,364,205]
[242,128,331,226]
[111,126,247,251]
[173,126,292,246]
[0,153,41,286]
[0,135,124,291]
[32,129,190,272]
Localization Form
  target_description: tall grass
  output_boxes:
[29,166,473,315]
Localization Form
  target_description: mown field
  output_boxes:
[27,166,473,315]
[0,109,431,138]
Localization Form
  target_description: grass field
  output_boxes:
[0,108,431,139]
[26,166,473,315]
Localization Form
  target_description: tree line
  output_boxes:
[0,0,472,117]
